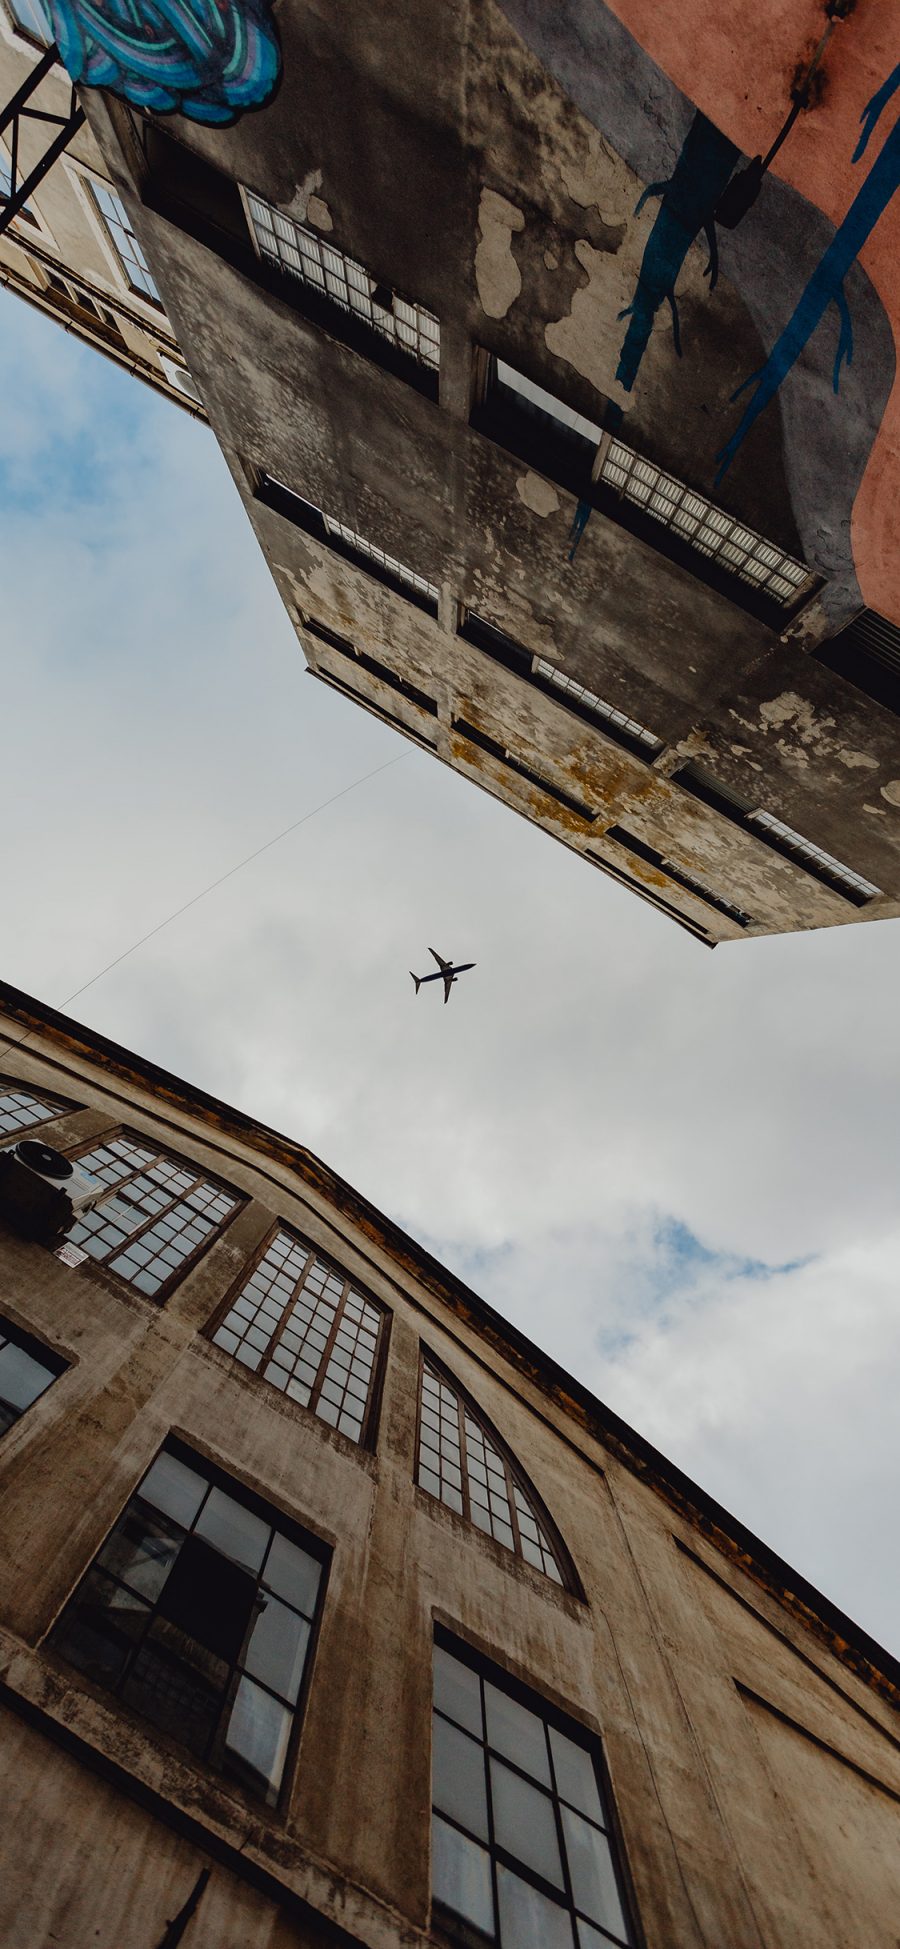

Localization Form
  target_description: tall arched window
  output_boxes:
[416,1352,578,1592]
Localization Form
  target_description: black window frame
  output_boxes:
[458,613,664,764]
[431,1627,640,1949]
[254,473,440,617]
[453,718,596,822]
[604,826,753,928]
[304,615,439,716]
[0,1313,67,1437]
[49,1434,330,1812]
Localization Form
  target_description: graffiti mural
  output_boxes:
[495,0,900,627]
[44,0,281,125]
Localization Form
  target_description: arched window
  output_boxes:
[417,1353,577,1592]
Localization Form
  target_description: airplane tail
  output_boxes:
[410,972,421,994]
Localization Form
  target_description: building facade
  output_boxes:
[0,979,899,1947]
[0,0,202,413]
[68,0,900,942]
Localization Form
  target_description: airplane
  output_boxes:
[410,948,476,1004]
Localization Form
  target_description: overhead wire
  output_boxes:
[0,751,406,1066]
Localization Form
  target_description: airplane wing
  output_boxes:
[429,948,451,970]
[442,973,454,1003]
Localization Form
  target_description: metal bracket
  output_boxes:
[0,47,85,239]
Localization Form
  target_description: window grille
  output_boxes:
[245,191,440,370]
[533,660,663,758]
[211,1227,388,1446]
[87,182,162,305]
[598,440,808,605]
[605,826,753,928]
[417,1356,572,1587]
[0,1081,70,1139]
[0,1317,64,1437]
[677,764,881,906]
[432,1632,637,1947]
[51,1441,326,1805]
[322,516,440,609]
[66,1134,241,1299]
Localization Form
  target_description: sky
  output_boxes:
[3,292,900,1655]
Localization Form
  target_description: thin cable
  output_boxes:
[0,752,405,1061]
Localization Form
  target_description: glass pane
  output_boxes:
[549,1728,605,1824]
[485,1683,551,1785]
[432,1814,494,1937]
[433,1713,489,1841]
[561,1808,629,1940]
[0,1340,53,1413]
[496,1865,574,1949]
[97,1506,182,1604]
[491,1759,564,1889]
[139,1451,207,1528]
[263,1532,321,1616]
[225,1674,293,1805]
[578,1921,630,1949]
[52,1568,151,1687]
[195,1486,269,1571]
[434,1645,483,1738]
[244,1596,310,1704]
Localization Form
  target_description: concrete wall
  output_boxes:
[1,1002,899,1946]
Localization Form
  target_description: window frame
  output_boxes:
[65,1127,245,1305]
[80,175,165,310]
[48,1434,331,1813]
[0,1076,78,1142]
[254,471,441,616]
[207,1220,391,1451]
[416,1349,581,1597]
[0,1313,67,1436]
[430,1626,641,1949]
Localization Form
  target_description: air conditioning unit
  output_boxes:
[0,1140,104,1246]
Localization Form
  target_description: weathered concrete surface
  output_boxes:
[0,996,899,1946]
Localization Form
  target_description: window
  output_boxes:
[0,149,38,227]
[244,190,440,371]
[432,1633,637,1948]
[597,440,808,607]
[0,1080,70,1139]
[210,1226,388,1447]
[586,851,712,943]
[3,0,50,42]
[475,356,809,615]
[813,607,900,720]
[50,1441,326,1805]
[458,613,663,762]
[255,473,440,615]
[305,618,438,715]
[0,1317,65,1437]
[676,763,881,905]
[86,182,162,305]
[40,269,125,339]
[65,1133,242,1299]
[533,662,663,760]
[417,1356,573,1588]
[605,826,753,928]
[453,719,596,821]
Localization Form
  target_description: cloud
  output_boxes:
[4,298,900,1654]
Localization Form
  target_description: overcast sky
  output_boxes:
[3,293,900,1654]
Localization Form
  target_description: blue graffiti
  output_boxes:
[617,113,739,392]
[716,65,900,479]
[43,0,281,126]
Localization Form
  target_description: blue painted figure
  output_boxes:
[716,66,900,478]
[43,0,281,126]
[617,112,740,391]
